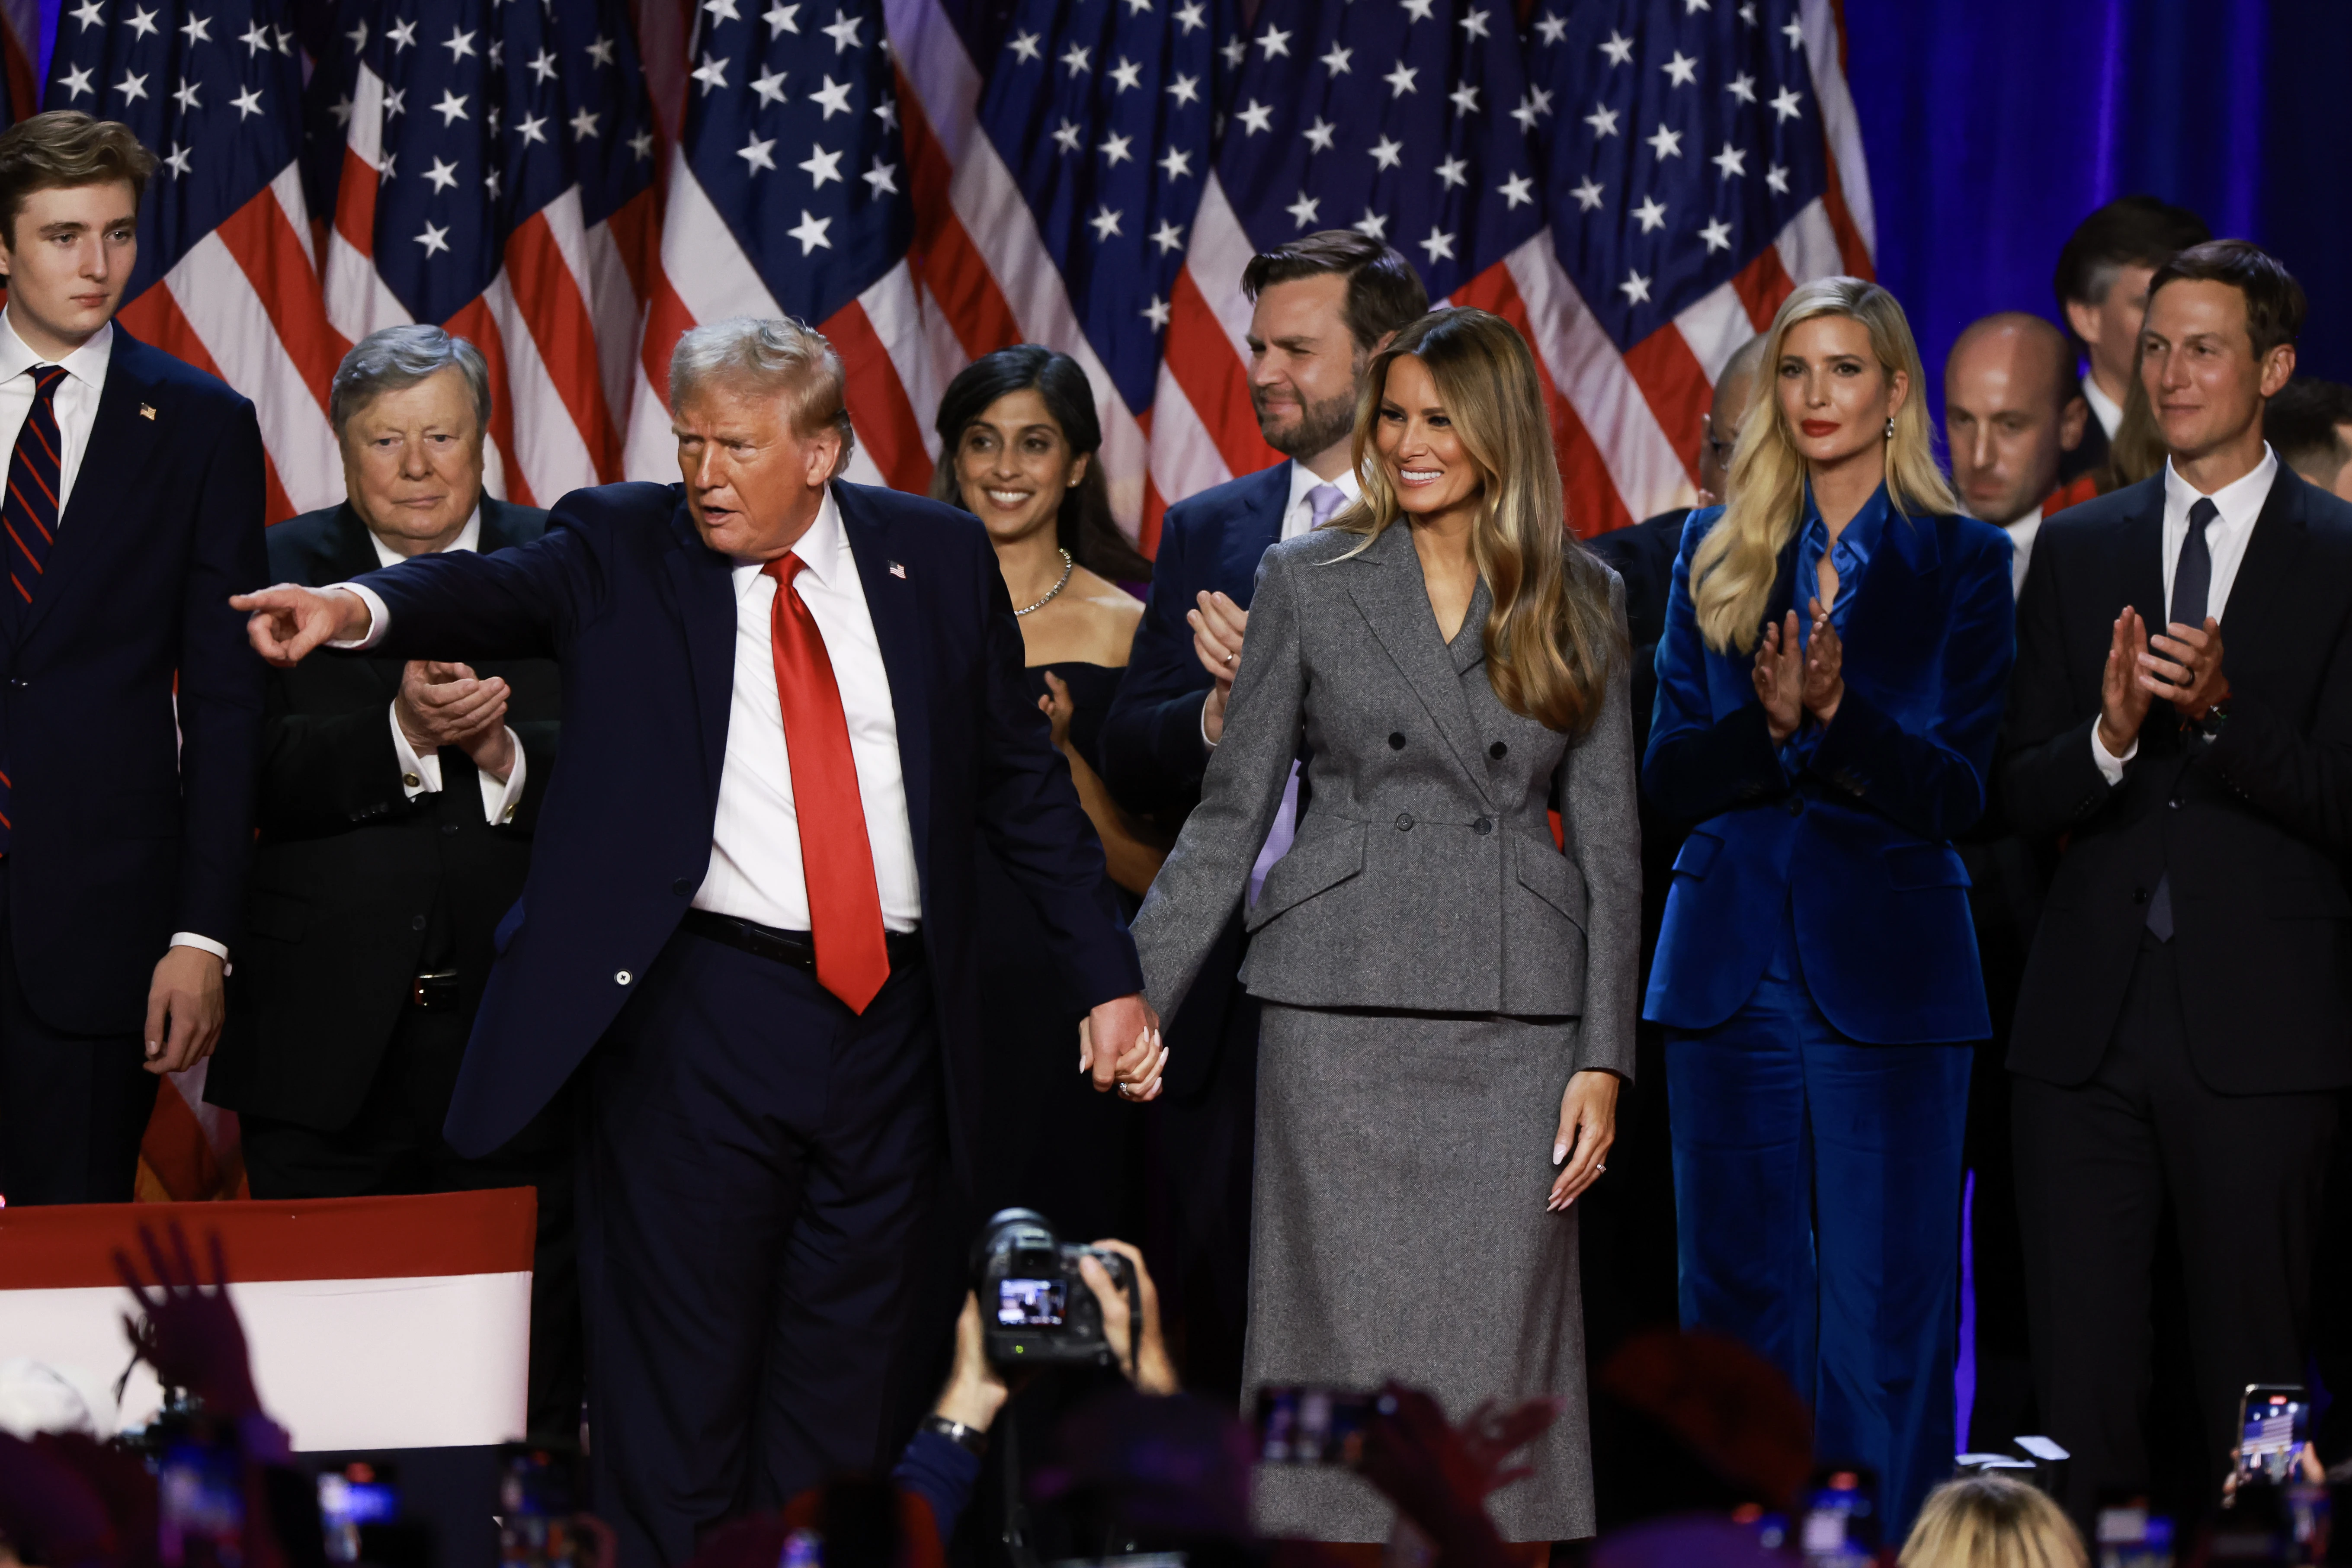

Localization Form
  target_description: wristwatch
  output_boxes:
[922,1414,989,1456]
[2199,697,2233,741]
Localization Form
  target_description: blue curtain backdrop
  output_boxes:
[1844,0,2352,417]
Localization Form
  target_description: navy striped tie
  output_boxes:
[0,365,66,851]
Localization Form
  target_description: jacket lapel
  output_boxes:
[1347,523,1491,796]
[2117,476,2166,632]
[663,497,737,802]
[19,333,167,646]
[325,505,403,698]
[1223,463,1291,605]
[836,483,932,881]
[2216,466,2310,675]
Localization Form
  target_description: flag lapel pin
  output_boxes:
[139,404,156,420]
[889,561,906,579]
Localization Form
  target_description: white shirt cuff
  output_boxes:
[171,933,230,970]
[2091,725,2137,786]
[1201,693,1218,751]
[481,731,525,824]
[391,702,442,797]
[328,584,389,650]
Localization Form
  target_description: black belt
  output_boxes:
[410,970,461,1010]
[680,910,923,973]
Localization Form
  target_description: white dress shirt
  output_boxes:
[693,488,922,931]
[367,509,528,826]
[2092,446,2279,782]
[2003,507,2043,603]
[0,312,227,964]
[341,489,922,934]
[2083,376,2124,442]
[0,308,110,521]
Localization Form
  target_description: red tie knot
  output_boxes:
[762,552,807,590]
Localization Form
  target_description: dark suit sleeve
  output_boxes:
[967,537,1145,1007]
[360,510,600,663]
[1998,523,2121,837]
[1803,530,2016,841]
[2201,612,2352,854]
[172,402,270,946]
[1099,507,1211,811]
[254,677,411,836]
[506,718,559,831]
[1641,523,1788,821]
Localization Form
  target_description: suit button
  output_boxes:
[1388,732,1406,750]
[410,915,427,931]
[1396,813,1414,831]
[1785,797,1804,817]
[615,970,633,986]
[2169,798,2182,809]
[673,878,693,896]
[2132,887,2148,904]
[1489,742,1507,759]
[441,822,460,836]
[1472,817,1493,835]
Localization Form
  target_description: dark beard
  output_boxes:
[1254,382,1360,461]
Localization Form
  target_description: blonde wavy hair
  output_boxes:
[1328,307,1619,735]
[1689,276,1959,653]
[1898,1477,2086,1568]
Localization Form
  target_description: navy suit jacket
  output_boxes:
[3,328,267,1033]
[1099,461,1289,816]
[346,478,1143,1163]
[1642,502,2015,1043]
[1098,460,1287,1099]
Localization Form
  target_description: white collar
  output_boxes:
[0,306,112,391]
[368,504,484,568]
[2082,375,2124,440]
[732,486,847,595]
[2163,444,2278,529]
[1286,460,1362,521]
[2006,505,2044,538]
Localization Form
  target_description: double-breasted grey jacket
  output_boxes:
[1131,519,1641,1072]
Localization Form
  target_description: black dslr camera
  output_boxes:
[972,1208,1138,1369]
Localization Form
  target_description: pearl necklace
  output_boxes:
[1014,548,1075,617]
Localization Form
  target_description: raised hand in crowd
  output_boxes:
[231,584,375,668]
[1752,609,1806,744]
[1188,590,1248,745]
[114,1223,264,1424]
[396,660,517,782]
[2140,614,2229,720]
[1078,1239,1180,1394]
[2096,606,2155,757]
[1801,599,1844,728]
[1355,1385,1564,1568]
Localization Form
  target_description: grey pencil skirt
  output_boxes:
[1243,1001,1595,1544]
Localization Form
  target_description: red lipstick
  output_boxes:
[1800,420,1839,437]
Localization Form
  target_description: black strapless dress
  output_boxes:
[970,663,1146,1243]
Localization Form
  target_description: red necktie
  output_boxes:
[764,554,891,1013]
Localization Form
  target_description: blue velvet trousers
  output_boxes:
[1664,919,1973,1539]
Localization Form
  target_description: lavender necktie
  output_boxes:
[1248,484,1348,905]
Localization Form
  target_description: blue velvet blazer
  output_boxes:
[1641,497,2015,1043]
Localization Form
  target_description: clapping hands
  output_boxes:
[1752,601,1844,744]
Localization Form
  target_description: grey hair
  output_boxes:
[669,316,856,462]
[329,325,492,439]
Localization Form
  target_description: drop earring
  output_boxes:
[1884,416,1895,440]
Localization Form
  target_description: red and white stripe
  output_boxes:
[327,64,651,512]
[618,150,937,492]
[115,164,345,523]
[0,0,35,127]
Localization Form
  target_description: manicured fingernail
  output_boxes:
[1553,1142,1567,1165]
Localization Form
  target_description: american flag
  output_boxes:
[619,0,933,491]
[324,0,661,509]
[45,0,345,523]
[1522,0,1874,532]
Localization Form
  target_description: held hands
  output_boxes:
[1189,591,1248,746]
[144,944,225,1075]
[231,583,372,667]
[2097,607,2157,757]
[398,661,516,782]
[1080,992,1167,1101]
[2141,614,2229,721]
[1548,1069,1618,1211]
[1752,610,1804,743]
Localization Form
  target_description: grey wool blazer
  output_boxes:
[1131,519,1641,1073]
